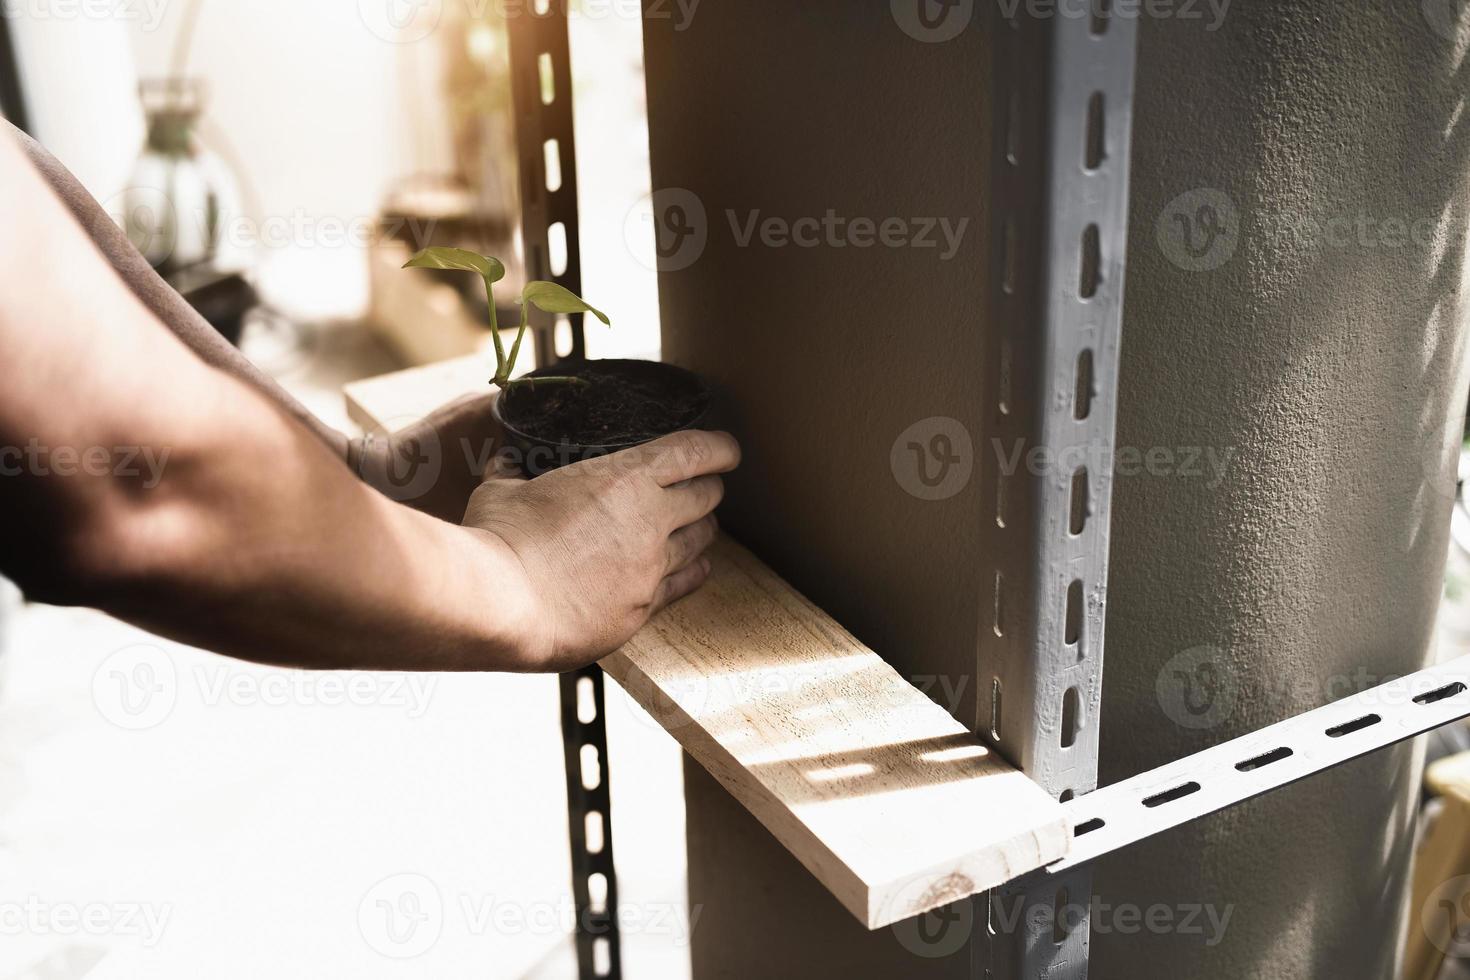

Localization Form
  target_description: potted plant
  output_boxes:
[404,247,709,475]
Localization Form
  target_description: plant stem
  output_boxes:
[170,0,205,80]
[504,298,531,383]
[502,375,588,390]
[483,273,507,383]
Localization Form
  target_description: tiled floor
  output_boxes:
[0,319,692,980]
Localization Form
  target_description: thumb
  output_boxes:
[482,443,528,484]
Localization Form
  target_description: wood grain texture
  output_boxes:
[604,535,1069,928]
[344,354,489,434]
[343,359,1071,929]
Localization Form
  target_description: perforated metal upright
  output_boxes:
[502,6,1470,979]
[976,5,1138,978]
[506,9,618,980]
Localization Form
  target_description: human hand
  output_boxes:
[463,429,741,671]
[352,392,501,524]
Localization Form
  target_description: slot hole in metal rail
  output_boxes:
[537,53,554,104]
[1075,817,1105,836]
[1235,746,1293,772]
[1070,468,1089,535]
[1002,218,1018,294]
[1053,887,1070,943]
[998,340,1012,416]
[1142,781,1201,808]
[1085,92,1105,170]
[1065,578,1083,648]
[1005,89,1021,164]
[1074,349,1094,420]
[1090,0,1111,34]
[993,571,1005,636]
[543,138,563,192]
[554,316,575,358]
[577,676,596,724]
[1080,224,1101,299]
[990,678,1003,743]
[1326,713,1381,738]
[1414,681,1467,705]
[1061,687,1080,748]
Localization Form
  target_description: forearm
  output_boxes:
[0,130,531,671]
[76,392,531,671]
[8,119,351,462]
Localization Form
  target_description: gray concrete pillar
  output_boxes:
[642,1,1470,977]
[1095,4,1470,977]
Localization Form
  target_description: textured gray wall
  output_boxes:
[1096,3,1470,977]
[643,1,1470,977]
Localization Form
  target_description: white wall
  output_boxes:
[11,0,660,349]
[9,10,143,202]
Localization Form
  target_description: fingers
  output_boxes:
[651,554,713,615]
[665,514,718,574]
[645,430,741,487]
[662,474,724,529]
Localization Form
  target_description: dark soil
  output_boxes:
[501,359,707,447]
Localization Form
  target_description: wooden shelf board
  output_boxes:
[343,359,1072,929]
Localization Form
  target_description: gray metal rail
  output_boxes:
[976,6,1139,978]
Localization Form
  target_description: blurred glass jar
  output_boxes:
[122,78,239,275]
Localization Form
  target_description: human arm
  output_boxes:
[0,128,737,671]
[8,118,492,525]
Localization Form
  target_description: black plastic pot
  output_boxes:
[493,358,710,477]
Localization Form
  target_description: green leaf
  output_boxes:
[402,247,505,284]
[522,280,611,326]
